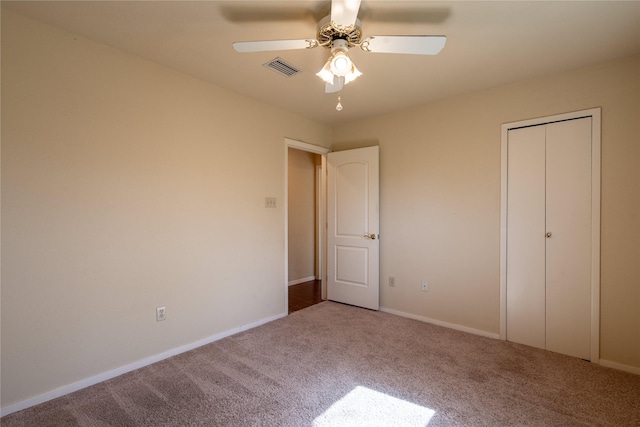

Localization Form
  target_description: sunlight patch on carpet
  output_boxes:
[313,386,435,426]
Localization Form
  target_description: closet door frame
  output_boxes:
[499,108,601,363]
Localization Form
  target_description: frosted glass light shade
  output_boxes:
[317,51,361,86]
[316,61,335,84]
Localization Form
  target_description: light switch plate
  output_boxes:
[265,197,277,208]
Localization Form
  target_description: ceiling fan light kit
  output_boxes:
[316,39,362,87]
[232,0,446,112]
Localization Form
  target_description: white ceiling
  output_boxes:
[3,1,640,126]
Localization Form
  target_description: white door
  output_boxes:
[505,117,592,360]
[327,146,379,310]
[506,125,547,350]
[544,118,592,359]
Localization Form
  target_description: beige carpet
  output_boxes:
[3,301,640,426]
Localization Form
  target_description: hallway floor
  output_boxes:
[288,279,322,314]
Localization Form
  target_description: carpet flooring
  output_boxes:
[3,301,640,426]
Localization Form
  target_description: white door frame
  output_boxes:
[316,164,324,283]
[284,138,330,311]
[499,108,601,363]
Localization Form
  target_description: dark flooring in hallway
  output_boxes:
[288,279,322,314]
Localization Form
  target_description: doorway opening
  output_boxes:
[285,139,329,314]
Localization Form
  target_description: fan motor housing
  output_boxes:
[317,15,363,48]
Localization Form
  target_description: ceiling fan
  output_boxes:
[232,0,446,111]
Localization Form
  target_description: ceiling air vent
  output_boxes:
[263,57,301,77]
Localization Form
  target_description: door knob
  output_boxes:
[364,234,377,240]
[546,232,552,238]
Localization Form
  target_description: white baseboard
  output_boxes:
[381,307,640,376]
[380,306,500,340]
[599,359,640,375]
[0,311,287,418]
[288,276,316,286]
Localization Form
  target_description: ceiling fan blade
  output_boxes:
[357,6,450,25]
[233,39,318,53]
[325,76,344,93]
[219,2,330,24]
[331,0,362,28]
[220,4,316,23]
[361,35,447,55]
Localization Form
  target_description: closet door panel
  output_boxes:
[545,118,592,360]
[506,126,546,350]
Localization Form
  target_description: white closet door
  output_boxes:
[506,117,592,360]
[545,118,592,360]
[506,125,546,350]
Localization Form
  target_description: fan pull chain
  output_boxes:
[336,94,343,111]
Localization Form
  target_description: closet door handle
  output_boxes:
[546,232,552,238]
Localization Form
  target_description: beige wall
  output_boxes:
[287,148,318,283]
[0,11,331,407]
[333,54,640,370]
